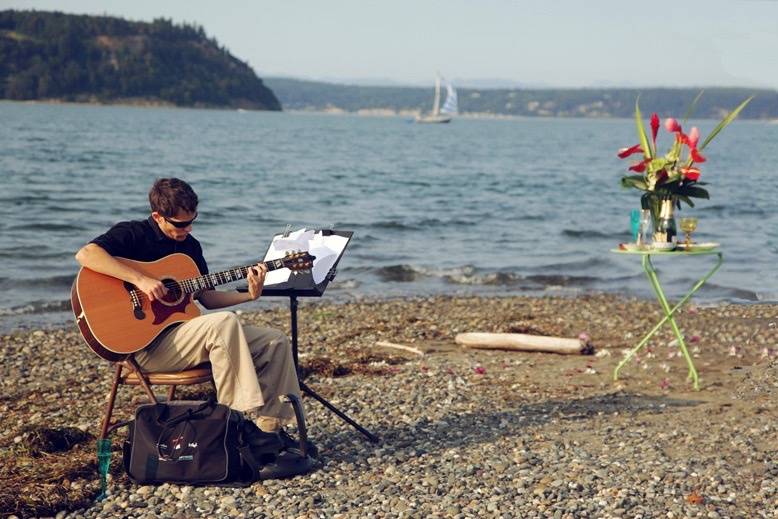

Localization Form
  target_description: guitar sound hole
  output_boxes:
[159,278,183,306]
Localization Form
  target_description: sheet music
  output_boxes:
[263,228,349,286]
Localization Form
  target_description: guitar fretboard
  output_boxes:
[173,258,287,294]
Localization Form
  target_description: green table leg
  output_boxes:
[613,252,722,390]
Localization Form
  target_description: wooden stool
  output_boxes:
[100,355,213,439]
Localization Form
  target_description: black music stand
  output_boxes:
[257,229,378,443]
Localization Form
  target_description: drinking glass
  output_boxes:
[638,209,652,246]
[679,217,698,247]
[630,209,640,242]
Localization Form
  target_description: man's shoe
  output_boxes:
[279,429,319,459]
[257,448,315,480]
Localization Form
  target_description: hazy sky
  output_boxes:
[3,0,778,89]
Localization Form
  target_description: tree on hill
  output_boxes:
[0,10,281,110]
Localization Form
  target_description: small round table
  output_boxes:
[610,247,723,390]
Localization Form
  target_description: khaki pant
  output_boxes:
[135,311,300,428]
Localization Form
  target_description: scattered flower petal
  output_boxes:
[685,491,705,505]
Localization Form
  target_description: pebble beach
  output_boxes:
[1,294,777,518]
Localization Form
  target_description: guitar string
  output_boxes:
[128,267,251,303]
[126,257,307,303]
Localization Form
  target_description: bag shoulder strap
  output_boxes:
[235,420,263,482]
[159,399,217,428]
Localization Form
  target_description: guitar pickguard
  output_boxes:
[150,293,192,325]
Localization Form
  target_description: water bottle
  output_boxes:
[653,199,677,245]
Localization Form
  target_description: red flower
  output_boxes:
[617,144,644,158]
[628,160,647,173]
[473,366,486,375]
[690,147,706,163]
[650,113,660,148]
[664,117,681,133]
[687,127,700,148]
[681,167,701,181]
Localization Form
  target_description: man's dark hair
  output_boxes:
[149,178,198,217]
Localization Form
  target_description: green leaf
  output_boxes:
[699,96,754,151]
[634,97,653,159]
[679,186,710,199]
[682,90,705,123]
[621,176,648,191]
[677,194,695,208]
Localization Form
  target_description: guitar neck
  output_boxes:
[178,259,284,294]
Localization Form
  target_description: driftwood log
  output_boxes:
[374,341,425,356]
[455,333,594,355]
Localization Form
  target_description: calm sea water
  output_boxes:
[2,101,778,333]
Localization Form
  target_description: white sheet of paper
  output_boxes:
[271,228,315,251]
[263,229,349,287]
[309,233,349,284]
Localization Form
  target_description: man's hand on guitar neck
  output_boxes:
[196,262,267,310]
[246,262,268,301]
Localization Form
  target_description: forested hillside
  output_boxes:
[0,10,280,110]
[266,77,778,119]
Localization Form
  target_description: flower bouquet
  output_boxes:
[618,92,752,240]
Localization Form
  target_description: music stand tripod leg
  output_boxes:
[299,381,380,443]
[289,296,380,443]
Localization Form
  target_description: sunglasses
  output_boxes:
[163,213,198,228]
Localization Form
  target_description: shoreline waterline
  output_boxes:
[0,289,772,337]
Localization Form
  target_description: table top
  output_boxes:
[610,246,721,256]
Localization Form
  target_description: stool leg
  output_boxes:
[100,364,123,439]
[126,356,159,403]
[167,385,176,402]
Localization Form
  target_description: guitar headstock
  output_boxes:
[283,251,315,271]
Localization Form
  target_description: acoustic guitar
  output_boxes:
[71,251,314,361]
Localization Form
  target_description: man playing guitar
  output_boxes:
[75,177,305,441]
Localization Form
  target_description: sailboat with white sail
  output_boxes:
[415,75,458,123]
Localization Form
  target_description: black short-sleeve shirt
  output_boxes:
[90,217,209,275]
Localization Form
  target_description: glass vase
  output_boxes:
[652,197,677,246]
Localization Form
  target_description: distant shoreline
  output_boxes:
[0,97,276,112]
[6,99,775,123]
